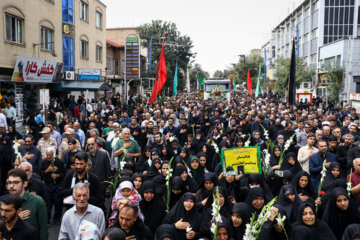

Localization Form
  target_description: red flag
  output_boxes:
[247,69,252,95]
[149,34,167,104]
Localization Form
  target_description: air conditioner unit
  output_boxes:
[65,71,74,80]
[301,82,312,89]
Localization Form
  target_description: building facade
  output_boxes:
[0,0,107,123]
[262,0,360,101]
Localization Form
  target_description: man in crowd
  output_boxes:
[19,135,42,175]
[58,182,105,239]
[36,127,57,160]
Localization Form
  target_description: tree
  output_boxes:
[137,20,196,93]
[188,63,209,89]
[213,70,224,78]
[325,68,344,103]
[233,54,264,87]
[273,57,315,91]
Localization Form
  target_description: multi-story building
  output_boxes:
[0,0,107,122]
[262,0,360,101]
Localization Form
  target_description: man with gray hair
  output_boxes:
[87,137,111,182]
[113,128,141,168]
[58,182,105,240]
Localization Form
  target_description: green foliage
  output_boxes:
[231,54,264,86]
[325,67,344,103]
[137,20,195,92]
[273,57,315,91]
[189,63,209,89]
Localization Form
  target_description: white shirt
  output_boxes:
[58,204,105,240]
[0,113,8,130]
[298,145,319,173]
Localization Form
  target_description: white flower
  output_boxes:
[215,215,222,223]
[347,182,352,196]
[245,140,250,147]
[186,226,192,233]
[210,222,216,234]
[119,161,125,170]
[276,215,286,225]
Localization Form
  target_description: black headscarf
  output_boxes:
[139,181,166,233]
[231,203,252,239]
[277,184,301,223]
[342,224,360,240]
[322,187,360,240]
[281,152,302,175]
[198,172,218,200]
[155,224,178,240]
[258,205,292,240]
[162,192,201,239]
[290,225,315,240]
[166,176,187,209]
[270,145,281,167]
[173,165,199,193]
[291,171,316,200]
[245,187,267,216]
[321,162,341,192]
[143,158,161,181]
[189,155,204,186]
[294,203,336,240]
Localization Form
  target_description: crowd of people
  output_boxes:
[0,89,359,240]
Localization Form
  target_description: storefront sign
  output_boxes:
[350,93,360,101]
[78,69,101,81]
[221,146,262,175]
[11,56,63,83]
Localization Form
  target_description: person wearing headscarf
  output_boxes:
[195,172,217,211]
[269,145,281,168]
[245,187,268,217]
[75,220,101,240]
[236,174,273,203]
[277,184,301,223]
[173,165,199,193]
[162,192,201,239]
[342,224,360,240]
[160,144,171,161]
[165,176,188,210]
[155,224,179,240]
[200,113,212,138]
[132,173,143,193]
[197,152,211,173]
[258,205,292,240]
[139,181,166,233]
[322,187,360,240]
[143,158,161,181]
[219,173,240,205]
[0,135,14,195]
[280,152,302,176]
[230,203,251,239]
[215,220,234,240]
[191,129,207,155]
[200,186,232,239]
[189,155,204,186]
[250,130,265,147]
[153,161,169,197]
[293,203,336,240]
[291,171,317,203]
[321,162,342,193]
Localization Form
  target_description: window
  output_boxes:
[62,0,74,24]
[81,40,88,59]
[63,36,74,71]
[96,45,102,62]
[5,14,23,44]
[96,11,102,28]
[41,27,53,51]
[114,60,119,75]
[80,1,88,21]
[106,57,113,71]
[311,28,318,39]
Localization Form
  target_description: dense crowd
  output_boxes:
[0,89,359,240]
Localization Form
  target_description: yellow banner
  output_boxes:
[221,146,261,175]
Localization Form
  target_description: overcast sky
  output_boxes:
[103,0,303,76]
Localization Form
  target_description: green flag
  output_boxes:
[233,79,236,90]
[199,72,204,88]
[173,61,178,96]
[158,90,165,104]
[255,63,261,97]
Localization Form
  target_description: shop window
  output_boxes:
[5,13,23,44]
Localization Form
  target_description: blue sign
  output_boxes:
[78,69,101,81]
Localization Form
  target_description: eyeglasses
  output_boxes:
[6,180,22,186]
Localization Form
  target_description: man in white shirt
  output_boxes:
[298,133,319,173]
[0,107,8,132]
[58,182,105,240]
[5,103,16,125]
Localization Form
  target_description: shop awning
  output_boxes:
[53,81,112,91]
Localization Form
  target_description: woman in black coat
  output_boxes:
[0,136,14,195]
[322,187,360,240]
[230,203,251,240]
[276,184,301,223]
[293,202,336,240]
[162,192,201,240]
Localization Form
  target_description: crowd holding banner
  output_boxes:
[0,88,359,240]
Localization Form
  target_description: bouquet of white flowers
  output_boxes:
[166,156,175,211]
[316,160,327,213]
[347,168,352,197]
[278,132,296,166]
[210,187,222,240]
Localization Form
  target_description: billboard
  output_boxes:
[125,34,140,79]
[11,56,63,83]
